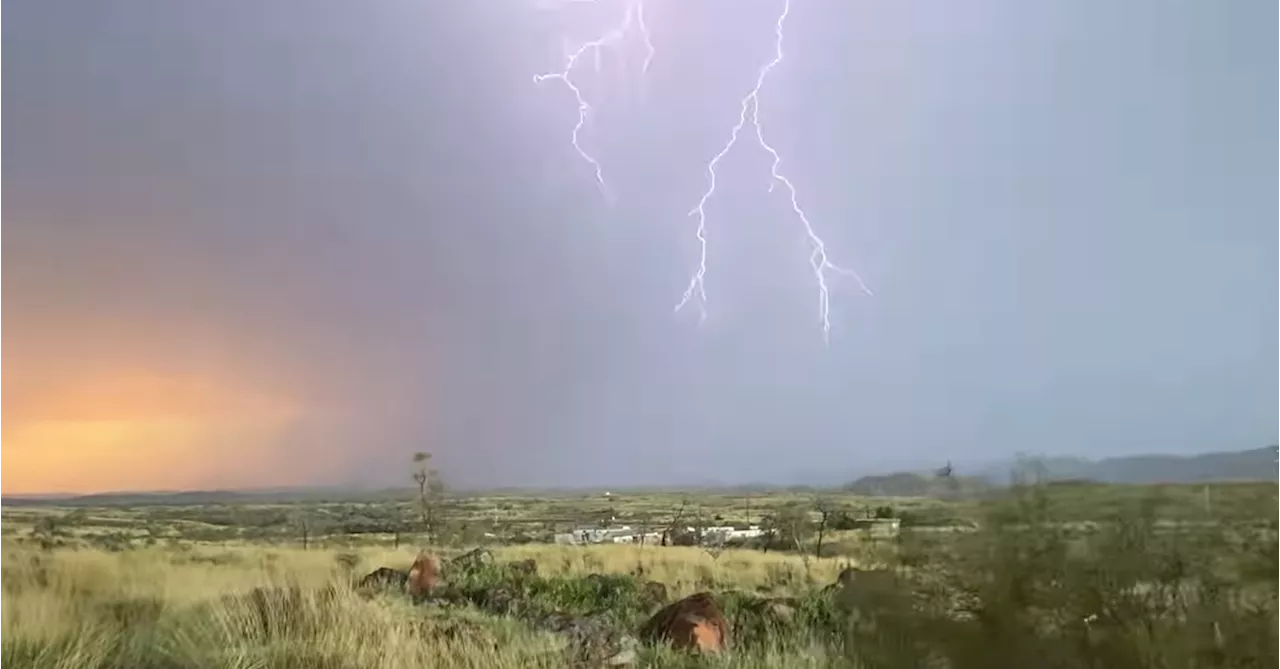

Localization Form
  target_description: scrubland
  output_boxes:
[2,482,1276,668]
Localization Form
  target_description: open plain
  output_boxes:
[3,481,1276,668]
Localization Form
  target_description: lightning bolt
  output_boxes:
[534,0,653,199]
[674,0,872,341]
[536,0,871,340]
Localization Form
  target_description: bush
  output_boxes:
[849,486,1279,669]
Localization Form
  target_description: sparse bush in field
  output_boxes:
[30,515,70,551]
[445,560,654,626]
[85,532,135,552]
[848,485,1279,669]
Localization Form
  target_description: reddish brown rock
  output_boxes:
[639,591,730,654]
[407,553,441,599]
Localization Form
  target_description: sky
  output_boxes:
[3,0,1275,494]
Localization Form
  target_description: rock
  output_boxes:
[639,592,730,654]
[482,586,518,615]
[408,553,441,600]
[541,611,634,667]
[603,635,639,666]
[449,547,494,574]
[357,567,408,592]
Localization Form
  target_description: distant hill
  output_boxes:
[840,447,1276,497]
[842,472,991,497]
[976,446,1278,485]
[5,447,1273,507]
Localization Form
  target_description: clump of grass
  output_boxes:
[496,543,846,595]
[718,588,849,656]
[848,486,1279,669]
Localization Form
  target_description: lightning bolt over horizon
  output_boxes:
[533,0,653,201]
[537,0,871,341]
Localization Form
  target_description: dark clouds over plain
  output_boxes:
[4,0,1276,489]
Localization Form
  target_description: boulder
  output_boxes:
[408,553,441,600]
[357,567,408,592]
[639,592,730,653]
[541,610,637,666]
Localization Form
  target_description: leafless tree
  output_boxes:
[411,451,446,542]
[660,499,689,547]
[691,505,708,542]
[758,512,780,553]
[292,511,310,550]
[382,502,406,549]
[813,497,837,559]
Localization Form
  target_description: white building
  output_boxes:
[553,524,765,546]
[553,526,635,545]
[701,525,764,543]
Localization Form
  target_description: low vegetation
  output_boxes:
[2,481,1276,668]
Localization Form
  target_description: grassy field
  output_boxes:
[2,481,1276,668]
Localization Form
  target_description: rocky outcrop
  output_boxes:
[639,592,730,653]
[407,553,441,600]
[357,567,408,592]
[540,611,639,667]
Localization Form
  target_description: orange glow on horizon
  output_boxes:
[2,373,305,494]
[7,372,294,422]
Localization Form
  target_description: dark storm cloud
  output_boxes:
[4,0,1275,491]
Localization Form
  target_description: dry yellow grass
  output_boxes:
[1,542,850,669]
[497,543,853,592]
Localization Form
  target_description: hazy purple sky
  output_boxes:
[4,0,1275,491]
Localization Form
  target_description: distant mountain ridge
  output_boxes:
[842,472,991,497]
[839,446,1277,497]
[4,447,1273,507]
[975,446,1278,485]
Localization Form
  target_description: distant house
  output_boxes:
[701,525,764,543]
[553,526,636,545]
[611,532,662,544]
[553,524,765,547]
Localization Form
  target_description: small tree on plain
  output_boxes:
[660,498,690,546]
[289,510,310,550]
[813,496,837,559]
[411,451,446,542]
